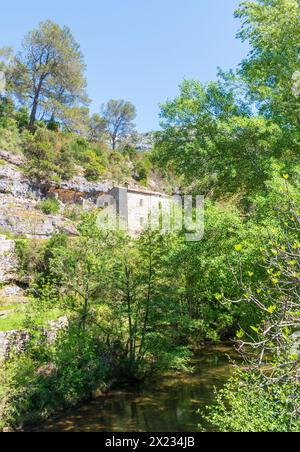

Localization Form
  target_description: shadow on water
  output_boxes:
[32,344,238,432]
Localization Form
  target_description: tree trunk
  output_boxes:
[112,135,116,150]
[29,97,39,130]
[138,233,153,361]
[29,74,47,131]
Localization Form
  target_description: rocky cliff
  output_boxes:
[0,149,115,294]
[0,150,114,238]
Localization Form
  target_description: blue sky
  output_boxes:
[0,0,248,132]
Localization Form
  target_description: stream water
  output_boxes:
[33,344,236,432]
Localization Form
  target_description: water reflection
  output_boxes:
[33,344,236,432]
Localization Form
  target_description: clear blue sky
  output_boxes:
[0,0,248,132]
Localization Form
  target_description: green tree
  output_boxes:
[48,215,123,332]
[205,190,300,432]
[154,79,282,198]
[24,128,75,182]
[101,99,136,150]
[5,20,89,130]
[236,0,300,134]
[109,229,191,378]
[88,113,107,143]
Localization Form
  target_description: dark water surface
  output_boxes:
[34,344,236,432]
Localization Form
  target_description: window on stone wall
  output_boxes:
[140,199,143,207]
[140,217,145,226]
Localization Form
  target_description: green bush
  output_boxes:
[36,199,60,215]
[70,139,109,181]
[204,370,300,432]
[133,157,151,184]
[83,150,105,181]
[24,128,75,182]
[0,330,108,430]
[0,118,22,153]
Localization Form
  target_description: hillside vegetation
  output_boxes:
[0,0,300,432]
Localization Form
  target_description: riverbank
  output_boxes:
[25,344,237,433]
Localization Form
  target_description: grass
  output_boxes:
[0,308,63,332]
[0,304,19,312]
[0,312,26,332]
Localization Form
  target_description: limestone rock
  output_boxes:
[0,235,17,284]
[0,195,77,238]
[0,285,28,304]
[0,149,25,166]
[0,330,31,360]
[0,317,69,359]
[0,164,42,199]
[48,176,113,204]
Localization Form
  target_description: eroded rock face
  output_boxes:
[0,149,25,166]
[60,176,113,195]
[47,176,113,205]
[0,235,17,284]
[0,285,28,304]
[0,330,31,360]
[0,195,77,238]
[0,165,42,199]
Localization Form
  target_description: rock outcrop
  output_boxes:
[0,285,28,305]
[0,235,17,284]
[0,195,77,238]
[46,176,113,205]
[0,330,31,360]
[0,162,42,199]
[0,316,68,360]
[0,149,25,167]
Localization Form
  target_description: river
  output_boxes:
[33,344,236,432]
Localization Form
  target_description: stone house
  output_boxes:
[98,186,171,233]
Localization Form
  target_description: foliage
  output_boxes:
[24,128,75,182]
[0,329,108,430]
[133,155,151,185]
[236,0,300,136]
[101,99,137,150]
[36,198,60,215]
[205,197,300,432]
[13,217,192,383]
[153,78,283,199]
[88,113,107,143]
[205,370,300,432]
[0,118,23,152]
[3,20,89,130]
[82,150,106,181]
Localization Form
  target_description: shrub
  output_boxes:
[133,157,151,184]
[122,144,137,160]
[204,371,300,432]
[15,238,46,281]
[0,330,108,430]
[83,150,105,181]
[24,128,75,182]
[36,199,60,215]
[0,118,22,153]
[70,139,109,181]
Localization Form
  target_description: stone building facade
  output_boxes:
[98,186,171,233]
